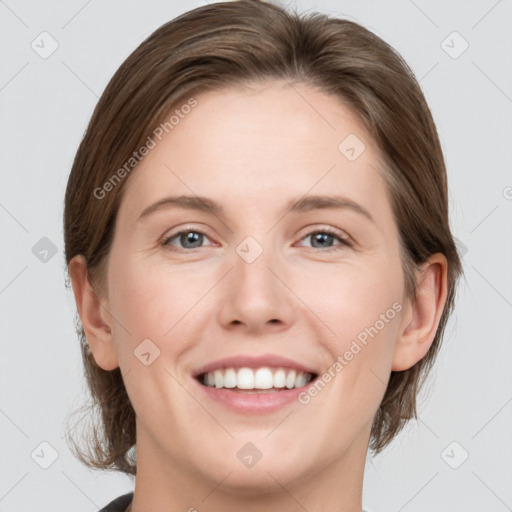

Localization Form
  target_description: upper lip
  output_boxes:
[192,354,319,378]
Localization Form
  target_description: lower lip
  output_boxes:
[194,378,312,415]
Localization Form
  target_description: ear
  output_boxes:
[392,253,448,371]
[68,255,119,371]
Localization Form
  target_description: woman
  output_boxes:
[64,1,462,510]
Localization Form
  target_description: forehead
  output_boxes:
[118,81,389,223]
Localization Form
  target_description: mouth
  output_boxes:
[196,367,318,393]
[192,355,319,414]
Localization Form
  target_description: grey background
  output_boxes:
[1,1,511,511]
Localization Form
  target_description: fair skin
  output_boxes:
[69,80,448,512]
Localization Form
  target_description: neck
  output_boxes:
[129,425,369,512]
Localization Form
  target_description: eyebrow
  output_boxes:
[137,194,375,223]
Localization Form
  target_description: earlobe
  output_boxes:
[392,253,448,372]
[68,255,119,371]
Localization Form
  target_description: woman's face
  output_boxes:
[103,81,411,494]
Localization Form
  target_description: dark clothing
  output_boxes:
[98,492,371,511]
[98,492,133,512]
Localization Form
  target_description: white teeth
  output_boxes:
[273,368,286,388]
[285,369,296,389]
[254,368,274,389]
[237,368,254,389]
[214,370,223,388]
[294,372,308,388]
[223,368,237,388]
[201,366,314,390]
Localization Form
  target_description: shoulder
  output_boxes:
[98,492,133,512]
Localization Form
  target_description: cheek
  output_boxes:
[299,264,404,430]
[301,255,404,348]
[107,259,164,350]
[108,256,212,353]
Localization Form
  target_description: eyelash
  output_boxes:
[161,226,352,253]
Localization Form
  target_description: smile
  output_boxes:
[199,367,316,391]
[192,354,320,414]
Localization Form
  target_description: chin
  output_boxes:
[206,459,305,495]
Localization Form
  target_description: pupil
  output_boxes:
[314,233,332,247]
[183,232,202,248]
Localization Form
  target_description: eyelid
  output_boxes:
[295,225,353,248]
[161,223,353,252]
[160,224,217,247]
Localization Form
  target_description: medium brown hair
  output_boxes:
[64,0,463,475]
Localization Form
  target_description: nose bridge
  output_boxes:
[217,232,293,330]
[233,233,279,297]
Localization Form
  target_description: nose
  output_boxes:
[216,240,295,334]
